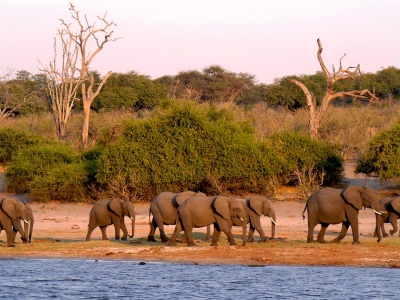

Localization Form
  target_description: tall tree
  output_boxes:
[52,3,117,147]
[41,36,81,139]
[291,39,379,139]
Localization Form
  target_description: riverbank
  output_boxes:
[1,194,400,268]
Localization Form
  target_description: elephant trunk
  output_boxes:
[375,213,381,243]
[270,211,277,239]
[371,199,382,243]
[129,216,135,238]
[242,218,247,246]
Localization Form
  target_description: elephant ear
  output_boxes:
[2,198,18,219]
[108,198,123,217]
[213,196,231,220]
[390,198,400,215]
[248,196,263,216]
[341,186,362,210]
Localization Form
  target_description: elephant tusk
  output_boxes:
[374,210,382,215]
[130,217,134,220]
[270,217,277,225]
[23,219,29,224]
[240,218,243,221]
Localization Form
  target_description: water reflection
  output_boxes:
[0,258,397,299]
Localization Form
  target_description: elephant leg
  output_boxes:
[307,218,318,243]
[147,218,158,242]
[211,223,221,246]
[389,214,399,236]
[333,222,349,243]
[218,221,237,246]
[100,226,108,240]
[113,220,121,240]
[168,221,183,246]
[247,224,255,242]
[120,219,128,240]
[203,225,211,241]
[86,223,97,241]
[158,225,170,243]
[317,223,329,243]
[380,220,388,237]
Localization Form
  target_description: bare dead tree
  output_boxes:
[291,39,379,139]
[0,70,31,122]
[40,37,81,139]
[58,3,118,148]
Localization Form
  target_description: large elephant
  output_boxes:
[235,196,277,242]
[302,185,382,244]
[86,198,135,241]
[0,198,28,247]
[147,191,207,242]
[168,194,247,247]
[375,196,400,237]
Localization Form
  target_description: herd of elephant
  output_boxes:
[1,185,400,247]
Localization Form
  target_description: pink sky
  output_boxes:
[1,0,399,84]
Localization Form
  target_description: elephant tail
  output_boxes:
[302,200,309,221]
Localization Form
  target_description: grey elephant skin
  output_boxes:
[86,198,135,241]
[0,198,29,247]
[376,196,400,237]
[235,196,277,242]
[147,191,207,242]
[168,194,247,247]
[302,185,382,244]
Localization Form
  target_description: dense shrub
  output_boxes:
[96,103,343,200]
[356,121,400,179]
[269,132,343,187]
[96,103,282,200]
[5,143,87,202]
[0,127,44,165]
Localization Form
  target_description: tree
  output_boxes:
[291,39,379,139]
[64,4,117,148]
[43,3,118,145]
[0,70,40,122]
[41,35,82,139]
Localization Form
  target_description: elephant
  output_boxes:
[0,198,28,247]
[375,196,400,237]
[302,185,382,244]
[168,194,247,247]
[86,198,135,241]
[147,191,209,242]
[234,196,277,242]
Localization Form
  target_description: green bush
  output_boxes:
[0,127,44,165]
[96,103,343,200]
[356,121,400,179]
[96,103,282,200]
[5,143,87,202]
[269,132,343,186]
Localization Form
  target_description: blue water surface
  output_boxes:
[0,258,397,299]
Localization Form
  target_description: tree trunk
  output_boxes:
[82,99,91,149]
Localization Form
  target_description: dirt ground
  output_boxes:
[1,189,400,268]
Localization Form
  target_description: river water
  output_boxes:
[0,258,398,299]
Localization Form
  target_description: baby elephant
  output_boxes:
[375,196,400,237]
[235,196,277,242]
[86,198,135,241]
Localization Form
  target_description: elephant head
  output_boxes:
[213,196,247,246]
[109,199,136,238]
[248,196,277,239]
[342,185,382,242]
[1,198,28,224]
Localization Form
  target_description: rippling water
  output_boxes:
[0,258,398,299]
